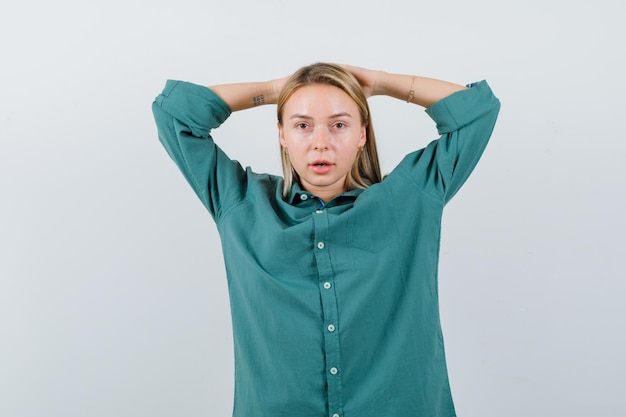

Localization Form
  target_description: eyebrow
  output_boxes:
[289,112,354,120]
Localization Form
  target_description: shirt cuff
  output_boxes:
[425,80,499,135]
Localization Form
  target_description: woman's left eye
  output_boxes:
[334,122,346,129]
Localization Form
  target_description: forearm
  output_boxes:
[209,80,281,112]
[373,71,467,108]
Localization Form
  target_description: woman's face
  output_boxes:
[279,83,366,202]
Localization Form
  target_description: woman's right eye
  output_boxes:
[296,123,309,129]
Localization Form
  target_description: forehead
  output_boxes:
[284,84,359,117]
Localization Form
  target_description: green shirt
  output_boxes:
[152,80,500,417]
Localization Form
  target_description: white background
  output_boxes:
[1,1,624,416]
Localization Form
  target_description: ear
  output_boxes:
[278,122,287,147]
[358,125,367,148]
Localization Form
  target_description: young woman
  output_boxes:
[152,63,500,417]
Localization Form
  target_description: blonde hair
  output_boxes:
[277,62,382,197]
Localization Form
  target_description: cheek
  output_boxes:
[284,141,309,165]
[285,139,307,154]
[331,147,355,167]
[338,136,362,160]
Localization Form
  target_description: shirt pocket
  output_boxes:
[346,189,399,253]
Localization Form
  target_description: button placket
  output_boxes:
[311,208,343,415]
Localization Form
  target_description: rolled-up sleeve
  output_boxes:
[398,80,501,203]
[152,80,247,219]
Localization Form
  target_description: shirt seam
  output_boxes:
[395,163,446,203]
[216,196,249,226]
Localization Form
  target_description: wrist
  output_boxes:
[370,70,389,97]
[267,77,287,105]
[248,81,278,107]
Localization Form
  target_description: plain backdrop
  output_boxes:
[1,1,624,416]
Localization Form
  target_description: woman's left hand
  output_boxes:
[341,64,381,98]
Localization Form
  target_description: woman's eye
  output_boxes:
[334,122,346,129]
[296,123,308,129]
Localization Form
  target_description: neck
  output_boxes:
[303,184,345,203]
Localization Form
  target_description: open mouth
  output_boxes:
[310,161,333,173]
[311,160,332,167]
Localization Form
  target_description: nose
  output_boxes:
[313,127,330,150]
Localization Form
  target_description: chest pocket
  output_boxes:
[345,186,399,253]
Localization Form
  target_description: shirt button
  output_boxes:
[327,324,336,332]
[315,209,324,214]
[317,242,325,249]
[330,367,338,375]
[332,414,340,417]
[323,282,332,289]
[300,194,308,201]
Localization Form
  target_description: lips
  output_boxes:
[309,160,334,174]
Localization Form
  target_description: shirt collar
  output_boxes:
[287,183,364,206]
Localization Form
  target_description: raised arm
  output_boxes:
[339,65,501,203]
[209,66,464,112]
[342,64,467,108]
